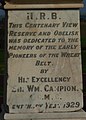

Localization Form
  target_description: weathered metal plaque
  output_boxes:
[7,10,83,113]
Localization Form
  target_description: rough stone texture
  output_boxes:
[7,10,83,113]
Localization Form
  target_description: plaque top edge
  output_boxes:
[4,1,84,9]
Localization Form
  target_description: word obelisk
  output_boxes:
[3,0,86,120]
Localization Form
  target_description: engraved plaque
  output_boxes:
[7,10,83,113]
